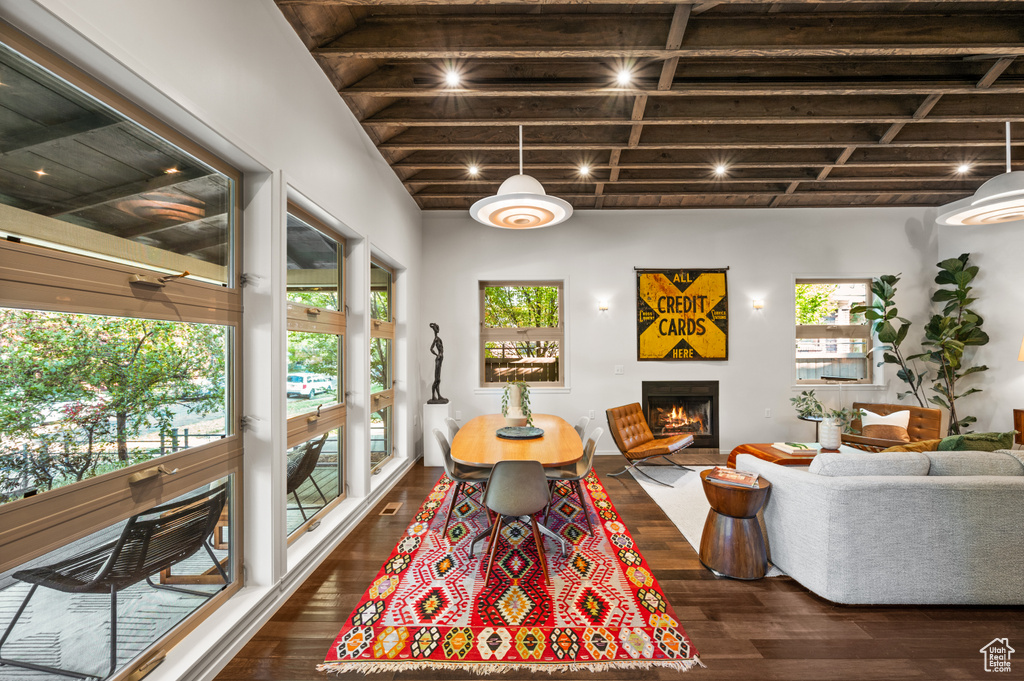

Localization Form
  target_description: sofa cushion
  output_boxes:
[924,451,1024,476]
[860,410,911,442]
[809,450,930,477]
[882,439,942,453]
[995,449,1024,469]
[938,431,1016,452]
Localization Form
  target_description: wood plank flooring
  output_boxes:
[215,453,1024,681]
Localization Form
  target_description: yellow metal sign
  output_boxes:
[637,269,729,360]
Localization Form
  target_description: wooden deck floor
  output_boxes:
[216,453,1024,681]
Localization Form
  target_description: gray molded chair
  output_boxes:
[480,460,553,586]
[545,427,602,535]
[574,415,590,441]
[0,485,229,679]
[432,428,490,534]
[444,416,460,442]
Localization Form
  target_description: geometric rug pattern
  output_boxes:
[320,471,702,673]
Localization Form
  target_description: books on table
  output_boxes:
[771,442,819,456]
[706,466,760,488]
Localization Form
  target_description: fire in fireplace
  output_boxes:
[641,380,719,449]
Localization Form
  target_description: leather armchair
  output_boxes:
[606,402,693,487]
[842,402,943,452]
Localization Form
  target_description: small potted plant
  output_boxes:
[501,381,533,427]
[790,391,862,449]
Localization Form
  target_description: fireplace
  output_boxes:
[641,381,719,449]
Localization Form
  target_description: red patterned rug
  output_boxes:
[319,470,702,674]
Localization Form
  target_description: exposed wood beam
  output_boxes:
[281,0,1018,5]
[381,139,1023,151]
[417,189,970,199]
[392,159,1012,172]
[313,14,1024,61]
[404,175,982,187]
[0,115,120,157]
[40,168,212,218]
[343,82,1024,99]
[878,93,944,145]
[977,56,1017,89]
[691,3,720,14]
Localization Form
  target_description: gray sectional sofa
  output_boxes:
[736,448,1024,605]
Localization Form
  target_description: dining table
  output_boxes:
[450,413,581,558]
[450,413,583,468]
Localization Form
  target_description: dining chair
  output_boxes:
[432,428,490,534]
[444,416,460,441]
[480,460,552,586]
[573,415,590,441]
[545,427,602,535]
[0,484,229,680]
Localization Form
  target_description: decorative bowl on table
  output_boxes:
[496,426,544,440]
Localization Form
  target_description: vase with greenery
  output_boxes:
[501,381,533,427]
[910,253,989,435]
[790,390,862,448]
[851,274,927,407]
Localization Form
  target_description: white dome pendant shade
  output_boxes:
[470,126,573,229]
[937,122,1024,226]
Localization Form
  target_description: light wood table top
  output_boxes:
[451,413,583,467]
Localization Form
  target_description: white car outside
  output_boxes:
[286,373,332,399]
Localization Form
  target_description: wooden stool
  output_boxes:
[698,470,771,580]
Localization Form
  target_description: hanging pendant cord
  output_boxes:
[516,124,524,174]
[1003,120,1011,173]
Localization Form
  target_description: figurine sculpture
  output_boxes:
[427,322,448,404]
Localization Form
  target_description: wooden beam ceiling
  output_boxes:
[276,1,1024,210]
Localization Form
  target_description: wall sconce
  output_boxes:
[598,301,609,311]
[752,299,765,310]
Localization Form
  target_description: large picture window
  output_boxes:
[795,279,872,383]
[0,25,242,680]
[284,205,345,537]
[480,281,564,386]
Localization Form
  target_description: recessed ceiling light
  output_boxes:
[34,169,47,176]
[579,164,591,176]
[165,167,181,174]
[714,164,728,176]
[616,70,632,86]
[468,165,479,176]
[445,70,461,87]
[956,163,971,174]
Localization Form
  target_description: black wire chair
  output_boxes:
[0,484,229,680]
[286,432,330,521]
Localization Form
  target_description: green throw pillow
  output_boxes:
[937,431,1015,452]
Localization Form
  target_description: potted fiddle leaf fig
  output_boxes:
[501,381,533,427]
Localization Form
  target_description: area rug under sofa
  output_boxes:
[319,471,702,674]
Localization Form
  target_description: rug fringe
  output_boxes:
[317,656,704,675]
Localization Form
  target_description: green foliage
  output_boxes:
[850,274,926,407]
[909,253,989,435]
[288,331,339,378]
[0,309,226,498]
[795,283,838,325]
[484,285,559,358]
[370,337,390,393]
[789,390,862,429]
[287,289,338,311]
[500,381,533,426]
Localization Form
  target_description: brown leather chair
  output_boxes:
[606,403,694,487]
[842,402,943,452]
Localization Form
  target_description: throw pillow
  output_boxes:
[882,438,941,453]
[860,409,911,442]
[937,431,1016,452]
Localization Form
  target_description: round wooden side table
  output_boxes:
[698,470,772,580]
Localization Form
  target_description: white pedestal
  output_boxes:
[423,402,452,467]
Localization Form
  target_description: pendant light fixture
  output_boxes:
[470,126,573,229]
[937,122,1024,226]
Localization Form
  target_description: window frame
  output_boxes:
[794,277,874,385]
[479,279,565,388]
[369,259,395,473]
[0,21,244,680]
[284,202,347,539]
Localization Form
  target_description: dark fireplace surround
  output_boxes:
[641,380,720,449]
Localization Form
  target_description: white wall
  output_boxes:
[936,213,1024,434]
[422,207,939,452]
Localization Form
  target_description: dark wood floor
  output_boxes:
[216,453,1024,681]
